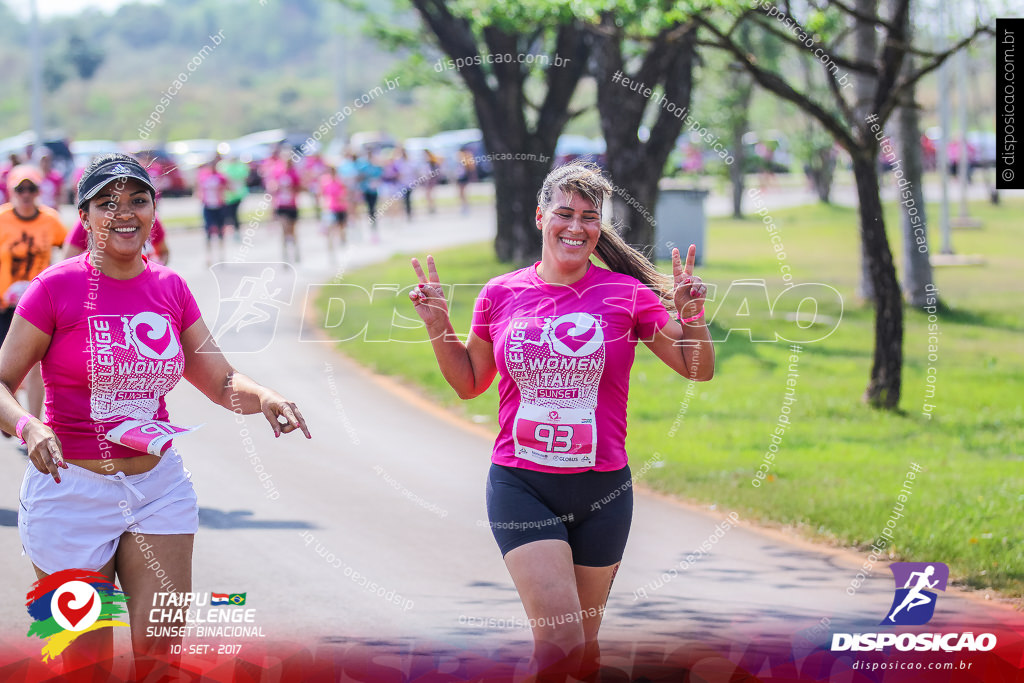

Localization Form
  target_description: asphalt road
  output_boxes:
[0,195,1020,677]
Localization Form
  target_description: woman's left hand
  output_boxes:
[260,391,311,439]
[673,245,707,320]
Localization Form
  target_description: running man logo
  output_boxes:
[205,263,296,353]
[25,569,129,662]
[882,562,949,626]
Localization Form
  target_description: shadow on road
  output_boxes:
[198,507,316,529]
[0,508,316,530]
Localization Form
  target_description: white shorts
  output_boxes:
[18,448,199,575]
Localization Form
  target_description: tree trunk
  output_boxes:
[472,94,551,263]
[602,139,664,249]
[606,172,660,250]
[897,83,934,306]
[855,0,879,302]
[407,1,589,263]
[591,20,698,249]
[729,77,753,218]
[485,144,553,263]
[809,146,837,203]
[794,49,835,205]
[895,4,934,307]
[852,152,903,408]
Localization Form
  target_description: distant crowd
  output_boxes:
[193,143,480,264]
[0,139,483,266]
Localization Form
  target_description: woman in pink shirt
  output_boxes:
[267,155,303,263]
[0,154,310,672]
[38,153,64,209]
[196,159,229,264]
[409,161,714,679]
[318,166,348,260]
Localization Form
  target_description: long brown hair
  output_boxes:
[537,161,672,303]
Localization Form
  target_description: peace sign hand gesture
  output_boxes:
[672,244,707,321]
[409,255,451,335]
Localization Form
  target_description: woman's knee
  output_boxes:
[535,618,585,653]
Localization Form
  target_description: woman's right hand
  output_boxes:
[409,255,451,336]
[23,419,67,484]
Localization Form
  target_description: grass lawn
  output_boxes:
[315,195,1024,599]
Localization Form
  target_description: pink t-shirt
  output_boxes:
[39,171,63,209]
[471,263,670,473]
[197,169,229,208]
[270,168,301,209]
[319,176,347,212]
[302,156,327,184]
[16,254,202,460]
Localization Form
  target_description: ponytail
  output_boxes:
[594,224,673,306]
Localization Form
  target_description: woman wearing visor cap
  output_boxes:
[0,153,310,672]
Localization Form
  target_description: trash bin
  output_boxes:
[654,181,708,263]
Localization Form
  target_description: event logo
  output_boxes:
[26,569,129,662]
[883,562,948,626]
[546,313,604,357]
[123,311,181,360]
[205,263,296,353]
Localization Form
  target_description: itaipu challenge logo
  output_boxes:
[26,569,129,661]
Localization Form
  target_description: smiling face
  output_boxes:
[536,187,602,281]
[79,178,155,262]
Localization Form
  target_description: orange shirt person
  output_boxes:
[0,166,68,314]
[0,165,67,427]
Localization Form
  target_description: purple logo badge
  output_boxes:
[882,562,949,626]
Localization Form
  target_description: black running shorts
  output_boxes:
[485,463,633,567]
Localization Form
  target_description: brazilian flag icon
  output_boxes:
[228,593,247,606]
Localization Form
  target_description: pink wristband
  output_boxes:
[679,309,705,324]
[15,415,31,442]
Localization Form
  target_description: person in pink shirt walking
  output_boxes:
[196,158,229,264]
[318,166,348,262]
[37,153,64,210]
[409,161,714,679]
[267,155,303,263]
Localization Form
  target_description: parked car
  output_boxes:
[429,128,490,182]
[348,131,396,157]
[225,129,314,162]
[130,148,190,197]
[555,135,606,169]
[71,139,120,169]
[0,131,36,161]
[0,132,74,178]
[323,138,348,167]
[167,138,221,186]
[39,139,74,179]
